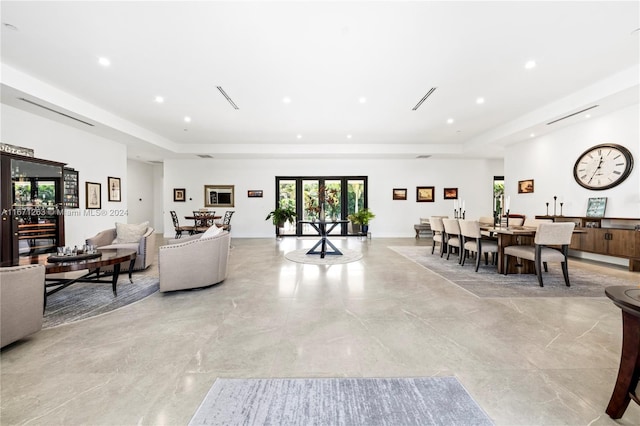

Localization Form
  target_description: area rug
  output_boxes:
[43,275,159,328]
[285,248,363,265]
[389,246,638,298]
[189,377,493,426]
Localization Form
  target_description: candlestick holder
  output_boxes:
[454,209,458,219]
[560,202,564,216]
[462,211,466,220]
[546,202,549,216]
[553,196,557,216]
[506,210,510,228]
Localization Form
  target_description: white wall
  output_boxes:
[163,157,504,238]
[126,159,157,228]
[1,104,128,245]
[504,103,640,219]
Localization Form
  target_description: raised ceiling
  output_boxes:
[1,1,638,161]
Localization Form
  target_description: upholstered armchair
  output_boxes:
[1,264,45,348]
[459,220,498,272]
[429,216,447,257]
[86,223,156,272]
[158,230,230,292]
[442,218,463,263]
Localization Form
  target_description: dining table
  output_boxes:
[298,220,349,258]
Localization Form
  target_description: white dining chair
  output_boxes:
[442,218,462,263]
[459,220,499,272]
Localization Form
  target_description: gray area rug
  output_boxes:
[285,248,363,265]
[189,377,493,426]
[389,245,637,298]
[43,274,159,328]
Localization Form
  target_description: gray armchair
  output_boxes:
[1,264,45,348]
[158,231,230,292]
[86,226,156,272]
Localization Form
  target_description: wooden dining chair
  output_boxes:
[442,218,463,263]
[192,211,208,233]
[459,220,498,271]
[219,211,235,231]
[503,222,575,287]
[170,211,194,238]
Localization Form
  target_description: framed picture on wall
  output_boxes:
[204,185,235,207]
[108,176,121,202]
[416,186,435,202]
[392,188,407,200]
[173,188,186,202]
[586,197,607,218]
[443,188,458,199]
[247,190,263,198]
[86,182,101,209]
[518,179,534,194]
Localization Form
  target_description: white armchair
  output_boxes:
[86,225,155,272]
[158,231,230,292]
[1,264,45,348]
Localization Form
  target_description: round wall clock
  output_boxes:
[573,143,634,190]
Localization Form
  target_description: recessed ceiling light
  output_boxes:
[585,114,591,118]
[98,57,110,67]
[155,96,164,103]
[184,116,191,123]
[282,97,291,104]
[347,134,352,139]
[359,97,367,104]
[296,134,302,139]
[530,133,535,138]
[447,118,454,124]
[476,97,485,105]
[524,60,536,69]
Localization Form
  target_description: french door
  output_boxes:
[275,176,367,237]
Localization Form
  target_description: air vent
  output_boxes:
[197,154,213,158]
[546,105,599,125]
[216,86,239,110]
[19,97,94,126]
[412,88,437,111]
[416,155,432,159]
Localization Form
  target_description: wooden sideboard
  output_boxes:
[536,216,640,271]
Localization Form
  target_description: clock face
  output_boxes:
[573,144,634,190]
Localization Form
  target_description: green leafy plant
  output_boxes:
[265,205,296,226]
[348,208,375,225]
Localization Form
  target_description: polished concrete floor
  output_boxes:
[1,236,639,425]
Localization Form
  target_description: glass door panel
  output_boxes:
[347,179,365,234]
[278,179,296,236]
[301,179,320,234]
[324,179,342,235]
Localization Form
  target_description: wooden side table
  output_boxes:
[605,286,640,419]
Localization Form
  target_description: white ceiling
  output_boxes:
[1,1,638,161]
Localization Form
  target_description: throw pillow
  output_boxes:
[113,221,149,244]
[200,224,223,239]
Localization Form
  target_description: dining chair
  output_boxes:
[503,222,575,287]
[192,211,208,233]
[459,220,498,272]
[219,210,235,231]
[522,218,553,229]
[500,214,525,227]
[204,210,216,227]
[429,216,447,256]
[170,211,195,239]
[442,218,463,263]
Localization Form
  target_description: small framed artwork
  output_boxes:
[443,188,458,199]
[204,184,235,207]
[247,190,263,198]
[586,197,607,218]
[392,188,407,200]
[107,176,121,202]
[173,188,186,202]
[518,179,534,194]
[86,182,101,209]
[416,186,435,202]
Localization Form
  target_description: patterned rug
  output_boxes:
[189,377,493,426]
[285,248,363,265]
[389,246,638,298]
[43,274,159,328]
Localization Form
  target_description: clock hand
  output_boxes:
[588,156,603,183]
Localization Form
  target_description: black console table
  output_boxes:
[605,286,640,419]
[299,220,349,258]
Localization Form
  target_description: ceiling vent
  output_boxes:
[416,155,432,159]
[19,97,94,126]
[216,86,239,110]
[197,154,213,158]
[412,88,437,111]
[546,105,599,125]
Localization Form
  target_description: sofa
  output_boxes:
[1,264,45,348]
[158,230,230,292]
[86,224,156,272]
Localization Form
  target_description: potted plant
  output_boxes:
[265,204,296,235]
[348,208,375,235]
